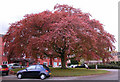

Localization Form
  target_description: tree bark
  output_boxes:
[61,54,67,69]
[50,57,53,66]
[102,58,105,65]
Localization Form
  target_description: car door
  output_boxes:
[13,64,19,69]
[23,65,36,77]
[28,65,41,77]
[35,65,42,77]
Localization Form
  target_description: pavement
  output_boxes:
[0,69,119,80]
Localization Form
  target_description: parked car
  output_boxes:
[75,64,85,68]
[68,64,78,68]
[17,64,51,80]
[75,64,89,69]
[0,65,9,75]
[7,64,13,70]
[7,63,22,69]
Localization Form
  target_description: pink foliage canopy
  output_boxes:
[3,4,116,63]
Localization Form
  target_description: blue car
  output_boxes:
[17,64,51,80]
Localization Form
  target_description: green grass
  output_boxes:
[11,67,109,77]
[50,68,109,77]
[11,68,25,74]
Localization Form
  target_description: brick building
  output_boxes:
[0,34,8,65]
[109,52,120,62]
[37,57,61,67]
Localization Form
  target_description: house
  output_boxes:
[0,34,8,65]
[37,57,61,67]
[85,52,120,64]
[109,52,120,62]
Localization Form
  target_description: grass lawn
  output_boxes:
[11,68,25,74]
[11,67,109,77]
[50,68,109,77]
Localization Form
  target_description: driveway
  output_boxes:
[1,69,119,80]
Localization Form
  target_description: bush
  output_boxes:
[70,58,79,65]
[48,65,53,67]
[67,63,71,66]
[108,61,120,66]
[88,64,120,69]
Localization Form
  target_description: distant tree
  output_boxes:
[3,4,115,69]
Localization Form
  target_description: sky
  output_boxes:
[0,0,119,51]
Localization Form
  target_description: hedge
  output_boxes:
[88,64,120,69]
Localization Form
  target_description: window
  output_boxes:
[54,62,57,67]
[59,62,61,65]
[43,65,49,71]
[118,55,120,59]
[37,56,40,58]
[3,53,5,56]
[43,62,48,66]
[54,58,57,60]
[0,65,2,68]
[36,65,41,69]
[13,64,19,66]
[3,61,8,65]
[2,65,7,68]
[27,65,36,70]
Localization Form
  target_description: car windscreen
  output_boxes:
[13,64,20,66]
[2,65,8,68]
[0,65,2,68]
[8,65,12,66]
[43,65,50,71]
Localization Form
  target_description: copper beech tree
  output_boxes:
[3,4,115,68]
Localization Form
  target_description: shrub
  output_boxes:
[48,65,53,67]
[88,64,120,69]
[67,63,71,66]
[108,61,120,66]
[70,59,79,65]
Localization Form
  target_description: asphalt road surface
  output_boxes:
[1,69,119,80]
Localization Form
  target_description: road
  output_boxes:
[0,69,119,80]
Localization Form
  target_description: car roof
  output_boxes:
[0,65,8,68]
[31,64,43,66]
[0,65,7,66]
[8,63,19,65]
[29,64,44,67]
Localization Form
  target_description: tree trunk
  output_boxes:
[50,57,53,66]
[102,58,105,65]
[61,54,67,69]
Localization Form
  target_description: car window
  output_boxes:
[36,65,41,70]
[9,65,12,66]
[43,65,49,71]
[27,65,36,70]
[2,65,8,68]
[13,64,19,66]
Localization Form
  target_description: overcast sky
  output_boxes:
[0,0,119,51]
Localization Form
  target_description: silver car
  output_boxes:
[7,63,22,69]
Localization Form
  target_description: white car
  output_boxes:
[7,63,22,69]
[68,65,78,68]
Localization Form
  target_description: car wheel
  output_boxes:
[6,72,8,75]
[17,73,22,79]
[40,74,46,80]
